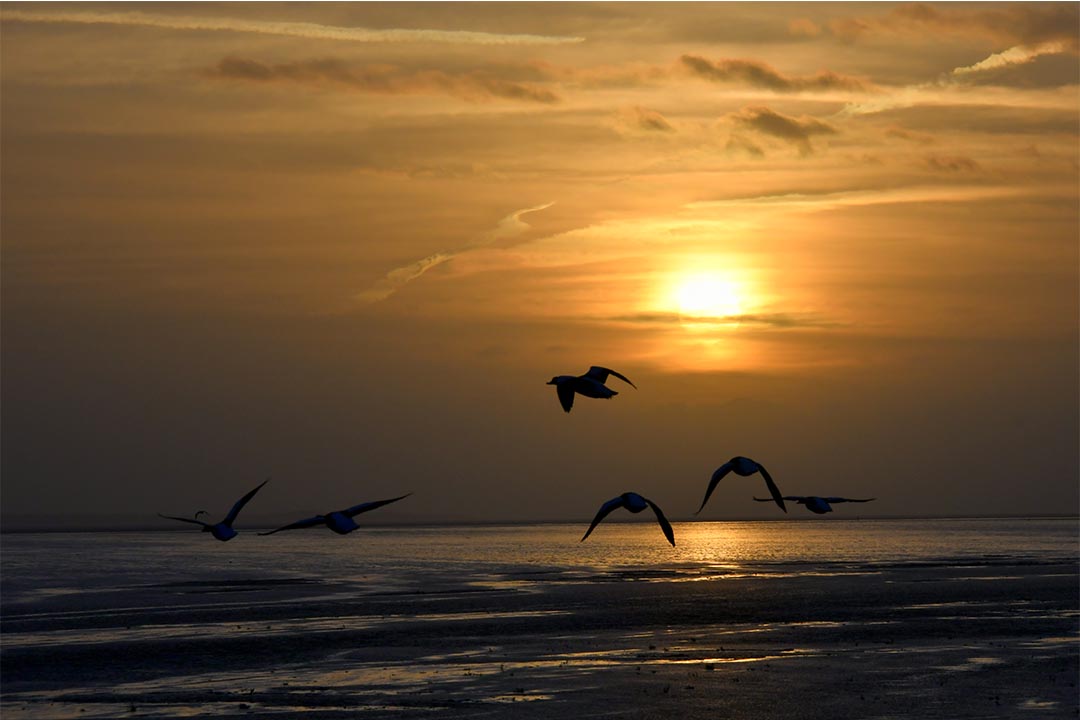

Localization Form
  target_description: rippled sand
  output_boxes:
[3,561,1077,718]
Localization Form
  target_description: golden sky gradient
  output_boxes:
[2,3,1077,526]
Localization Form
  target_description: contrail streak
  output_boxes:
[357,202,554,304]
[952,41,1068,76]
[0,9,585,45]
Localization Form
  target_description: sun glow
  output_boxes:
[671,272,744,319]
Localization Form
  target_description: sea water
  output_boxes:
[3,517,1076,608]
[2,518,1077,719]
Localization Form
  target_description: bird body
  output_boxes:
[158,479,268,542]
[260,494,410,535]
[728,456,762,477]
[754,496,875,514]
[581,492,675,546]
[548,366,636,413]
[324,511,361,534]
[206,523,240,542]
[697,456,786,513]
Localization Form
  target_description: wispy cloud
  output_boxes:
[611,311,836,329]
[0,9,585,45]
[680,55,871,93]
[686,184,1029,213]
[727,106,837,155]
[207,57,560,103]
[357,203,554,303]
[827,3,1079,48]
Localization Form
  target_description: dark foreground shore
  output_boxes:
[3,560,1077,719]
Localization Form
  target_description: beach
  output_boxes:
[2,519,1077,718]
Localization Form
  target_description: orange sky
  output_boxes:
[2,2,1077,527]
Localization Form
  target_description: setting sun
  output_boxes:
[674,273,744,318]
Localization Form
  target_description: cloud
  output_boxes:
[680,55,871,93]
[686,184,1026,213]
[526,60,670,89]
[356,253,455,303]
[616,106,674,133]
[0,8,585,45]
[827,17,873,44]
[727,106,837,155]
[725,135,765,158]
[885,127,935,144]
[891,3,1079,47]
[952,41,1072,77]
[207,57,560,103]
[357,203,554,303]
[841,72,1079,118]
[610,311,835,329]
[828,3,1080,48]
[787,18,822,39]
[924,154,981,173]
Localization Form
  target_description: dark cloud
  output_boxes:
[680,55,871,93]
[924,154,981,173]
[207,56,560,104]
[726,134,765,158]
[728,106,837,155]
[619,106,674,133]
[885,127,935,144]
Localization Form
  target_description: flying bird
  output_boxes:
[696,456,786,514]
[158,479,269,542]
[547,366,636,413]
[581,492,675,546]
[259,494,411,535]
[754,496,875,514]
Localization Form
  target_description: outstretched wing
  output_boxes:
[824,497,875,504]
[695,462,732,514]
[223,479,269,527]
[754,496,806,503]
[645,498,676,547]
[585,366,636,389]
[757,465,787,513]
[158,513,208,527]
[342,493,411,518]
[580,496,626,542]
[556,383,575,413]
[258,515,325,535]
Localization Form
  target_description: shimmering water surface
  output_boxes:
[2,517,1076,605]
[2,518,1077,719]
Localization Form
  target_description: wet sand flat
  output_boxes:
[2,560,1077,718]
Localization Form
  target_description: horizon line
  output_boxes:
[2,513,1076,534]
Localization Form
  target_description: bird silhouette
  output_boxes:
[754,496,875,514]
[581,492,675,546]
[158,479,269,542]
[696,457,786,514]
[547,366,636,413]
[259,494,411,535]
